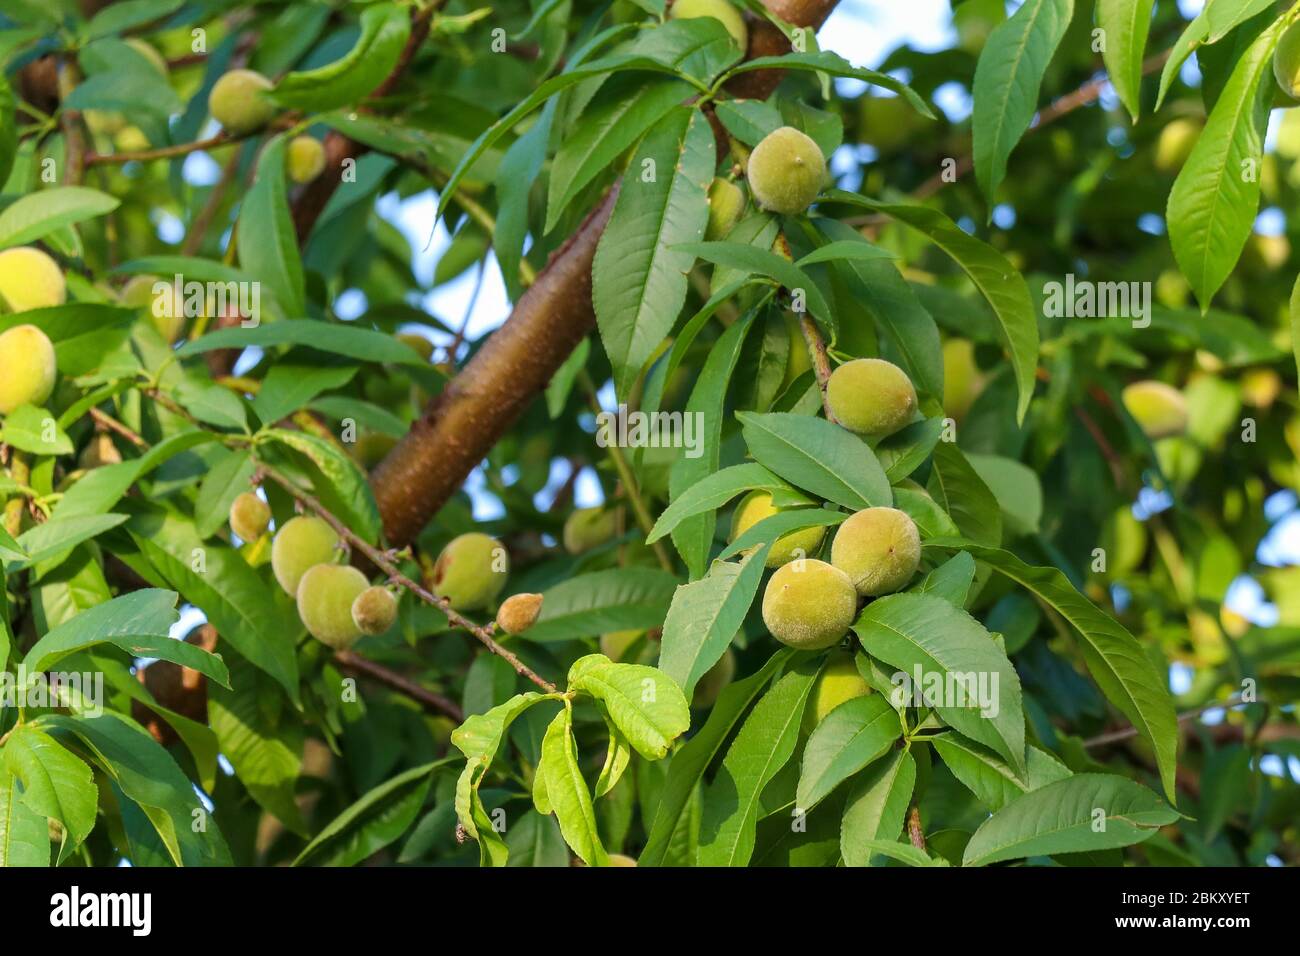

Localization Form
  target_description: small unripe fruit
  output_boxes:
[782,312,812,389]
[1154,118,1201,172]
[761,559,857,650]
[496,592,543,635]
[563,507,618,554]
[286,136,326,184]
[0,247,66,312]
[297,563,368,649]
[208,69,276,135]
[432,532,508,610]
[705,178,746,240]
[1276,22,1300,98]
[599,630,644,662]
[803,651,871,733]
[121,274,185,344]
[942,339,983,422]
[1122,380,1188,439]
[353,431,398,467]
[692,648,736,708]
[1241,368,1281,408]
[229,492,271,542]
[0,324,58,414]
[608,853,638,867]
[271,515,340,596]
[730,490,825,567]
[746,126,826,215]
[352,585,398,636]
[669,0,748,50]
[826,357,918,438]
[79,433,122,470]
[125,38,168,77]
[830,507,921,597]
[114,125,150,152]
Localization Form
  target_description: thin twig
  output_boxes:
[85,130,255,166]
[255,462,558,693]
[1084,696,1247,749]
[798,313,835,420]
[89,408,147,449]
[334,649,463,722]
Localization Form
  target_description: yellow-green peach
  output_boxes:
[830,507,921,597]
[271,515,340,596]
[761,559,857,650]
[432,532,509,610]
[729,490,825,567]
[297,563,368,649]
[0,324,58,414]
[827,358,918,438]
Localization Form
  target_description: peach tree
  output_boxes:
[0,0,1297,868]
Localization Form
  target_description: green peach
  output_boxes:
[297,563,368,649]
[746,126,826,215]
[669,0,748,50]
[729,490,825,567]
[432,532,509,610]
[830,507,921,597]
[208,69,276,135]
[271,515,340,596]
[1122,380,1188,440]
[827,358,917,438]
[351,585,398,636]
[761,558,857,650]
[0,247,66,312]
[803,651,871,733]
[0,324,58,414]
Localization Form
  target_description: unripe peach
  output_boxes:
[746,126,826,215]
[208,69,275,135]
[1275,22,1300,98]
[352,585,398,636]
[1154,118,1201,172]
[229,492,271,542]
[79,433,122,470]
[125,38,168,77]
[286,135,326,184]
[396,332,435,362]
[0,324,58,414]
[942,339,983,422]
[432,532,508,610]
[827,358,917,438]
[802,650,871,733]
[0,247,66,312]
[670,0,748,50]
[121,274,186,344]
[496,592,543,635]
[782,312,812,389]
[761,559,857,650]
[599,629,645,662]
[705,177,746,240]
[297,563,368,649]
[563,507,618,554]
[831,507,921,597]
[730,490,825,567]
[271,515,340,596]
[1122,380,1188,439]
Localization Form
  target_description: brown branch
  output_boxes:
[89,407,147,449]
[334,649,463,722]
[370,0,845,548]
[1084,696,1247,749]
[84,131,253,166]
[256,463,558,693]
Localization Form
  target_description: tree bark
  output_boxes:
[370,0,844,547]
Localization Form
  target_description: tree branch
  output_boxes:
[334,650,464,722]
[369,0,846,548]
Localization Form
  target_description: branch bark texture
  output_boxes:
[371,0,843,547]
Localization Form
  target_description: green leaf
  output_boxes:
[55,430,217,519]
[1097,0,1156,120]
[124,511,296,701]
[0,77,16,189]
[962,773,1178,866]
[1199,744,1252,840]
[41,711,232,866]
[539,705,608,866]
[194,448,257,539]
[737,411,892,510]
[824,192,1039,423]
[22,589,229,686]
[172,377,248,431]
[1166,17,1282,309]
[271,5,410,112]
[724,51,934,119]
[0,405,73,455]
[1291,273,1300,383]
[717,508,846,561]
[647,462,799,544]
[678,241,834,329]
[208,653,307,835]
[262,429,382,544]
[641,648,796,865]
[933,540,1179,802]
[546,75,694,234]
[294,761,450,866]
[697,660,819,866]
[567,655,691,759]
[876,418,944,483]
[795,239,897,267]
[236,135,305,317]
[0,187,119,249]
[854,592,1026,773]
[927,441,1002,546]
[932,732,1072,812]
[858,839,949,866]
[1156,6,1213,109]
[593,107,715,398]
[253,362,357,426]
[971,0,1073,202]
[912,551,977,607]
[967,452,1042,537]
[659,547,771,698]
[667,306,756,576]
[841,748,916,867]
[526,568,679,642]
[9,514,127,573]
[797,694,901,811]
[2,725,97,860]
[0,764,49,867]
[504,809,569,867]
[179,319,428,364]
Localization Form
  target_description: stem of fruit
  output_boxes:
[255,461,558,693]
